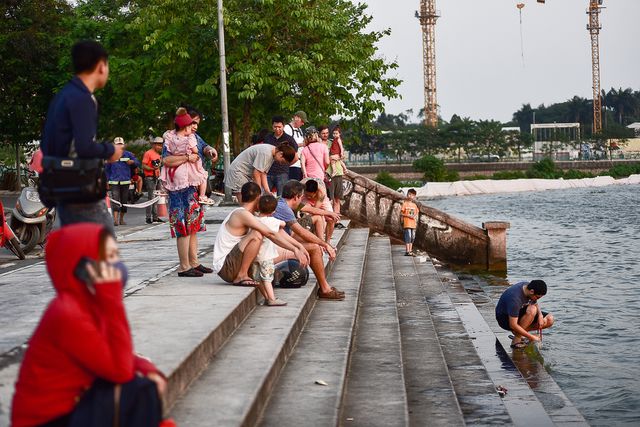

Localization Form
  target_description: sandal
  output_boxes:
[266,298,288,306]
[331,286,345,296]
[178,268,204,277]
[198,196,216,205]
[194,264,213,274]
[232,278,259,287]
[317,288,345,300]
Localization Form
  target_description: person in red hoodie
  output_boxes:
[11,223,173,427]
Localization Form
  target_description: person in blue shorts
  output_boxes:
[495,280,555,349]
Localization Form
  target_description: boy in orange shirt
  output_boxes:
[401,189,419,256]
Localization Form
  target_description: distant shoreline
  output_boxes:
[401,175,640,199]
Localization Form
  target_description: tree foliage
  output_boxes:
[0,0,72,146]
[1,0,400,158]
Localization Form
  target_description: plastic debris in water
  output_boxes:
[315,379,328,386]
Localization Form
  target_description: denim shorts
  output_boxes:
[403,228,416,244]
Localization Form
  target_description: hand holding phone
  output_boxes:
[74,257,122,288]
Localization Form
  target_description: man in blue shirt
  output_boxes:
[41,40,123,232]
[495,280,555,349]
[105,138,140,226]
[273,180,345,300]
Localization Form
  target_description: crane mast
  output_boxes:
[587,0,603,135]
[417,0,439,128]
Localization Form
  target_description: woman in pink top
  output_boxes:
[161,108,215,205]
[300,126,329,180]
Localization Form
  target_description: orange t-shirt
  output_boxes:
[401,200,418,229]
[142,149,161,178]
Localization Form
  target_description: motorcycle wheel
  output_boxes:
[18,225,40,254]
[5,237,26,260]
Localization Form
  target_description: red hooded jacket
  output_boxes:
[11,223,159,427]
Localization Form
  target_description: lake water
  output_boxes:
[424,184,640,426]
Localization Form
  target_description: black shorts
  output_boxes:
[496,306,549,331]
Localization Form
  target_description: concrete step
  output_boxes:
[456,275,589,426]
[435,269,554,426]
[411,258,512,425]
[258,229,371,426]
[390,246,464,426]
[172,228,368,426]
[340,237,409,426]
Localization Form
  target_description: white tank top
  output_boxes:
[212,208,247,273]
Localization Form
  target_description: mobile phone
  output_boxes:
[74,257,99,285]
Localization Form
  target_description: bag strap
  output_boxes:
[306,145,326,172]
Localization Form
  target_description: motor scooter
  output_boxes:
[0,199,25,260]
[11,180,56,254]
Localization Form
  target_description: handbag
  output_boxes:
[306,146,332,184]
[38,145,107,207]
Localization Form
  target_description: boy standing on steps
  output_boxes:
[401,189,418,256]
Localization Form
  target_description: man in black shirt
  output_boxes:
[264,115,298,196]
[41,40,123,232]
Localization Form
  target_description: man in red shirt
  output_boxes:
[142,137,165,224]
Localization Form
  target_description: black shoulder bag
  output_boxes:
[38,142,107,208]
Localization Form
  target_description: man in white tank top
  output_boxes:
[212,182,309,286]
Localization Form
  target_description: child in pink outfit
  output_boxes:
[161,109,215,205]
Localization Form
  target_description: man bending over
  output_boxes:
[495,279,555,349]
[212,182,309,288]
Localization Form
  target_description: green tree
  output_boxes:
[128,0,400,154]
[512,103,534,133]
[471,120,506,160]
[605,87,637,125]
[0,0,72,178]
[413,154,458,182]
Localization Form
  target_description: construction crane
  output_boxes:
[587,0,604,135]
[415,1,439,128]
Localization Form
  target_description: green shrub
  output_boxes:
[527,158,563,179]
[413,155,457,182]
[492,170,527,180]
[375,171,402,190]
[401,180,425,188]
[563,169,594,179]
[606,164,640,179]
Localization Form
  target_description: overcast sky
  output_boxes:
[362,0,640,123]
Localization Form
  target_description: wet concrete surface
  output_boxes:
[412,260,512,425]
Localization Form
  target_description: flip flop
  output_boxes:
[232,279,259,287]
[510,342,527,349]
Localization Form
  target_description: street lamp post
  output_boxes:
[218,0,231,201]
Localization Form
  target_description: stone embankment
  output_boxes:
[341,170,510,271]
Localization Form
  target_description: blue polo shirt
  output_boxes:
[273,198,297,235]
[495,281,531,318]
[41,76,114,159]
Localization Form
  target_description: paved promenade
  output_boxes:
[0,206,233,425]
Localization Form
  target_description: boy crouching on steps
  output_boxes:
[401,189,418,256]
[255,195,288,306]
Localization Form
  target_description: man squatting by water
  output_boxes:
[495,279,555,349]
